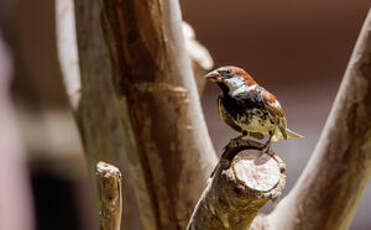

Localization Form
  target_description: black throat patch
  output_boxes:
[220,86,265,119]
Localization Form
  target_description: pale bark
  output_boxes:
[55,1,217,230]
[187,139,286,230]
[96,161,123,230]
[252,9,371,230]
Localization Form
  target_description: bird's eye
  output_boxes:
[219,69,232,76]
[217,69,233,78]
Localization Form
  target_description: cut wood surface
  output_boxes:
[187,139,286,230]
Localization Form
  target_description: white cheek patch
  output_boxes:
[224,77,245,91]
[268,100,281,108]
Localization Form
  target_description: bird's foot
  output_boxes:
[261,131,274,155]
[262,143,275,156]
[264,145,273,154]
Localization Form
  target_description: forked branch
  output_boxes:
[56,0,217,229]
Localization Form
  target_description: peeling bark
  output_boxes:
[252,9,371,230]
[56,0,217,229]
[187,139,286,230]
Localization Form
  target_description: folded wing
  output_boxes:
[261,88,288,140]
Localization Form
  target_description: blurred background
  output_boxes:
[0,0,370,229]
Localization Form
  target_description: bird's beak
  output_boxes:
[205,70,223,83]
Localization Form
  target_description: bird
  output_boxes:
[205,66,303,150]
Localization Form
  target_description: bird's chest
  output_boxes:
[236,110,273,132]
[218,94,274,132]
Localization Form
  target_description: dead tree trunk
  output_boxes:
[56,0,217,229]
[57,0,371,228]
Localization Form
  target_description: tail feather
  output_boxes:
[285,128,304,138]
[278,126,287,140]
[272,128,303,142]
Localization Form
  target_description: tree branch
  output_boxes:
[56,0,217,229]
[252,9,371,230]
[96,161,122,230]
[187,139,286,230]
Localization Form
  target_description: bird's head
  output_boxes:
[205,66,257,94]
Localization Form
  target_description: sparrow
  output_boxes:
[206,66,303,149]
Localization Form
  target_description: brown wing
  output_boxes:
[261,89,288,139]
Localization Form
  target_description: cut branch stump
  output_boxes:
[187,139,286,230]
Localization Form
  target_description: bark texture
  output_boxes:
[97,161,123,230]
[56,0,217,230]
[187,139,286,230]
[252,9,371,230]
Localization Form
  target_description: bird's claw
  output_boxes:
[262,144,274,156]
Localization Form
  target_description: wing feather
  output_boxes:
[261,89,288,139]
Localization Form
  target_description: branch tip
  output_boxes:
[96,161,122,230]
